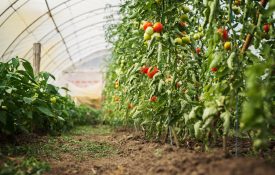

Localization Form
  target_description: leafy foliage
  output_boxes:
[0,157,50,175]
[103,0,275,150]
[0,57,99,135]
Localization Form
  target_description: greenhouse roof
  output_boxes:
[0,0,120,76]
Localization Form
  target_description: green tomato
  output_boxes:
[145,26,154,35]
[174,38,183,45]
[199,31,204,38]
[50,97,57,104]
[144,33,151,41]
[232,6,241,15]
[152,32,161,40]
[183,6,190,13]
[180,14,189,22]
[182,35,191,44]
[198,26,203,32]
[193,33,200,40]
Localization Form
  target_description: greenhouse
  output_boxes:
[0,0,274,174]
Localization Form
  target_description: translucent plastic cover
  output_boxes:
[0,0,120,101]
[0,0,120,77]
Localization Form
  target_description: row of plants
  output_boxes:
[103,0,275,150]
[0,57,99,136]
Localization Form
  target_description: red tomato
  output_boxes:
[140,65,149,74]
[196,47,201,54]
[143,21,153,30]
[211,67,218,72]
[150,96,157,102]
[147,67,159,79]
[153,22,163,33]
[263,24,269,33]
[222,29,228,41]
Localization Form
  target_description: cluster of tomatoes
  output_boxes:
[217,28,231,51]
[142,21,163,41]
[140,65,159,79]
[140,65,159,102]
[209,27,231,73]
[174,6,193,46]
[174,6,204,57]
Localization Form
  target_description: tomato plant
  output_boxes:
[103,0,275,150]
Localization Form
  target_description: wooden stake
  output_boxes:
[171,127,180,148]
[33,43,41,75]
[241,0,268,53]
[223,135,228,154]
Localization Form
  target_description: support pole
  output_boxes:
[33,43,41,75]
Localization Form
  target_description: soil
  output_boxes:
[40,126,275,175]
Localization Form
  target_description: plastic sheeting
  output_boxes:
[0,0,120,102]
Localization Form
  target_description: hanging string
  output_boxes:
[228,0,239,157]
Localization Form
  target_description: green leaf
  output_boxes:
[22,60,34,78]
[5,88,13,94]
[57,116,65,121]
[221,111,231,135]
[23,97,33,104]
[210,52,222,68]
[202,106,217,120]
[194,121,202,139]
[37,106,54,117]
[227,52,236,70]
[11,58,20,68]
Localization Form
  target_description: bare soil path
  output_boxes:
[1,125,275,175]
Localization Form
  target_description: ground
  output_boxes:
[1,125,275,175]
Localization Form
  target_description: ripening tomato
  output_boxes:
[147,67,159,79]
[153,22,163,33]
[224,42,231,50]
[179,21,187,27]
[211,67,218,72]
[115,80,119,89]
[140,65,149,74]
[217,28,228,41]
[128,103,134,109]
[143,21,153,30]
[114,96,120,102]
[196,47,201,54]
[217,28,224,35]
[176,82,181,88]
[150,96,157,102]
[234,0,241,6]
[263,24,269,33]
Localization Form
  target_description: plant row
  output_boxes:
[103,0,275,150]
[0,57,100,135]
